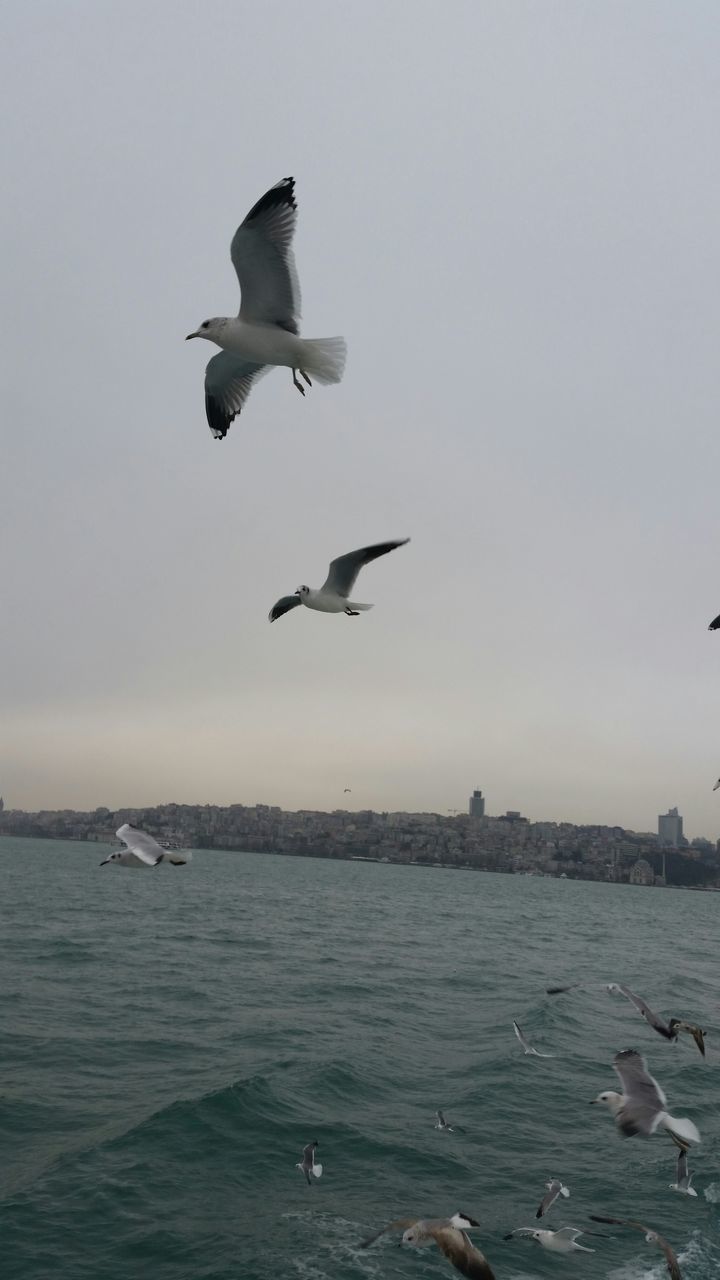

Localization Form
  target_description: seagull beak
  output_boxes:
[99,858,109,866]
[185,332,198,341]
[588,1099,598,1105]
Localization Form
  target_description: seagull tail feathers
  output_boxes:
[297,336,347,384]
[347,601,373,611]
[662,1113,701,1145]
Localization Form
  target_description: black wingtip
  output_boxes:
[245,176,296,222]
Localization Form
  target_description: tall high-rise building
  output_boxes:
[658,807,683,847]
[469,788,485,818]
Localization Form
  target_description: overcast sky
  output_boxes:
[3,1,720,836]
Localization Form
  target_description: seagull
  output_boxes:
[590,1049,701,1147]
[669,1148,697,1197]
[295,1140,322,1186]
[504,1227,595,1254]
[268,539,410,622]
[100,824,192,868]
[547,982,705,1055]
[513,1020,554,1058]
[360,1212,496,1280]
[343,787,352,793]
[713,777,720,791]
[536,1179,570,1218]
[589,1216,683,1280]
[668,1018,706,1057]
[186,176,346,439]
[435,1110,464,1133]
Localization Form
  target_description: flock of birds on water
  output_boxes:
[97,177,716,1277]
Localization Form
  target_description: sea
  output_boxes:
[0,836,718,1280]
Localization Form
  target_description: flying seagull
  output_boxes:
[435,1110,465,1133]
[268,539,410,622]
[360,1212,496,1280]
[547,982,705,1055]
[536,1179,570,1219]
[513,1020,554,1058]
[669,1147,697,1197]
[186,177,346,439]
[504,1227,595,1254]
[343,787,352,793]
[100,824,192,868]
[589,1216,682,1280]
[295,1140,322,1186]
[590,1049,701,1147]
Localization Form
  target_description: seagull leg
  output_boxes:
[345,607,360,617]
[292,369,306,396]
[300,369,312,387]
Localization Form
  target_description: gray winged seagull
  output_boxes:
[269,539,410,622]
[713,777,720,791]
[186,176,346,439]
[295,1140,322,1185]
[590,1049,700,1147]
[504,1227,595,1253]
[590,1216,683,1280]
[669,1148,697,1197]
[360,1212,496,1280]
[536,1179,570,1218]
[512,1020,554,1058]
[100,824,192,868]
[547,981,706,1056]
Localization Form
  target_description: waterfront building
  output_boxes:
[468,788,485,818]
[658,807,683,848]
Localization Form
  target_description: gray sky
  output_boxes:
[3,1,720,836]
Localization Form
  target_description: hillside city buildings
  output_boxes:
[1,790,719,888]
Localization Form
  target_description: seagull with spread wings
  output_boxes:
[360,1213,496,1280]
[590,1216,683,1280]
[186,177,346,439]
[269,539,410,622]
[590,1049,700,1147]
[295,1140,322,1186]
[100,824,192,868]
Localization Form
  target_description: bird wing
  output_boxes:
[615,985,672,1038]
[115,824,164,866]
[536,1181,560,1218]
[358,1220,418,1248]
[513,1020,530,1051]
[708,613,720,631]
[713,778,720,791]
[231,176,300,330]
[268,594,302,624]
[322,539,410,597]
[672,1020,705,1057]
[204,351,268,440]
[431,1228,497,1280]
[589,1218,682,1280]
[677,1149,688,1183]
[612,1050,666,1134]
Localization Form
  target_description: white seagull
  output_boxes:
[536,1179,570,1218]
[512,1020,554,1058]
[296,1140,322,1186]
[504,1227,594,1254]
[186,176,346,439]
[269,539,410,622]
[589,1216,683,1280]
[669,1148,697,1197]
[100,824,192,868]
[360,1212,496,1280]
[590,1049,700,1147]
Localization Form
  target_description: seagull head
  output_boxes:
[401,1226,423,1248]
[296,585,310,599]
[99,851,122,866]
[185,318,226,342]
[590,1090,622,1112]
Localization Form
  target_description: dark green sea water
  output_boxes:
[0,837,718,1280]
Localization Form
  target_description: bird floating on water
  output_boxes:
[186,177,346,439]
[269,539,410,622]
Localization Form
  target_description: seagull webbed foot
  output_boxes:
[292,369,306,396]
[345,608,360,617]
